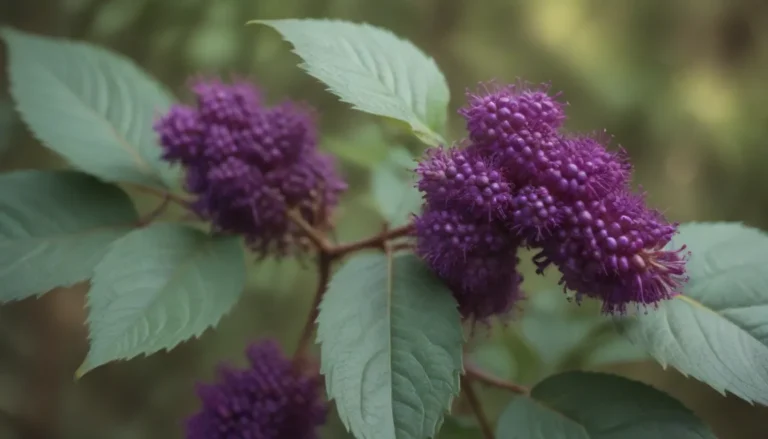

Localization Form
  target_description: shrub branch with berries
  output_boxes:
[1,19,767,439]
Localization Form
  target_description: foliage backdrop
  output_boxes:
[1,0,768,438]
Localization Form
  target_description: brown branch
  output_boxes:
[331,223,414,257]
[287,208,413,260]
[390,241,415,253]
[462,378,495,439]
[293,251,333,363]
[285,209,334,253]
[465,362,530,395]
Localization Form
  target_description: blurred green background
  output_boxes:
[2,0,768,438]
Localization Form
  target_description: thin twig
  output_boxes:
[286,209,334,253]
[129,184,192,208]
[137,195,171,226]
[462,378,495,439]
[465,362,530,395]
[293,251,333,363]
[331,224,414,257]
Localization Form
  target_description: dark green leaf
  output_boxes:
[1,27,179,189]
[0,170,137,301]
[317,252,463,439]
[617,222,768,404]
[79,223,245,375]
[496,371,715,439]
[255,19,450,146]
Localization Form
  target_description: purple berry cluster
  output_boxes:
[415,82,688,317]
[155,79,347,256]
[414,146,523,322]
[186,339,327,439]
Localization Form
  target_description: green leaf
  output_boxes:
[317,252,463,439]
[79,223,245,376]
[371,147,421,227]
[0,170,138,301]
[617,222,768,404]
[1,27,179,189]
[496,371,715,439]
[255,19,450,146]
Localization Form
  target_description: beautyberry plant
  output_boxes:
[1,18,767,439]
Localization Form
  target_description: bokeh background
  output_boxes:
[2,0,768,438]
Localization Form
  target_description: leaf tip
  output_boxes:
[74,362,92,380]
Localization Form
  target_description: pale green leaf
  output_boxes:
[496,371,715,439]
[317,252,463,439]
[256,19,450,146]
[0,170,137,301]
[79,223,245,375]
[617,222,768,404]
[371,147,421,227]
[1,27,179,189]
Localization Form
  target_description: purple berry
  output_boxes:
[449,251,524,321]
[191,78,262,126]
[509,185,564,245]
[414,207,523,321]
[154,106,205,165]
[416,145,514,220]
[543,134,632,202]
[460,82,566,145]
[154,79,347,256]
[240,101,318,169]
[534,190,688,313]
[186,339,327,439]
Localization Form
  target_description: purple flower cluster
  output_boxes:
[415,82,688,316]
[155,79,347,256]
[186,339,327,439]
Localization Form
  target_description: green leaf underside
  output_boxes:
[79,223,245,375]
[617,222,768,404]
[1,27,179,189]
[0,170,138,301]
[496,371,715,439]
[317,252,463,439]
[256,19,450,146]
[371,147,421,227]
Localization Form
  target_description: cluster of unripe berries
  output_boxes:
[415,83,688,320]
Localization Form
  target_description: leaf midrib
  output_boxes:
[90,234,215,354]
[16,47,156,179]
[257,20,443,143]
[386,249,397,438]
[676,295,768,349]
